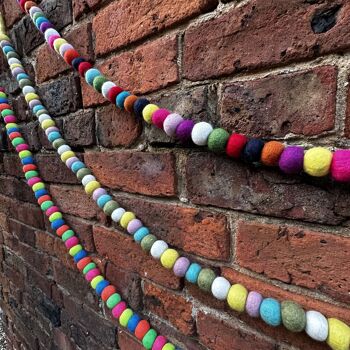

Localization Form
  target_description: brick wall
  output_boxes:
[0,0,350,349]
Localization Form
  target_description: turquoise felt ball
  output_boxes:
[260,298,282,327]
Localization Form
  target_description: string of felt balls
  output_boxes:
[1,8,350,350]
[0,88,179,350]
[14,0,350,184]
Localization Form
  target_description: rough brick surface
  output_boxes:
[73,0,104,19]
[1,0,23,28]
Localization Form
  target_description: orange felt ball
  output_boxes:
[64,49,80,66]
[261,141,285,166]
[24,1,37,13]
[124,95,138,113]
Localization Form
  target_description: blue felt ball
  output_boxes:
[35,17,49,29]
[33,105,45,114]
[185,263,202,284]
[21,157,34,165]
[71,161,86,173]
[133,98,150,119]
[85,69,101,86]
[134,227,150,243]
[95,280,110,296]
[48,131,62,142]
[34,189,48,199]
[51,219,65,230]
[16,73,30,82]
[260,298,282,327]
[242,138,265,163]
[72,57,86,71]
[0,98,8,103]
[127,314,141,333]
[116,91,131,109]
[73,249,87,263]
[97,194,112,208]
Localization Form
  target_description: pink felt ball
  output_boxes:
[112,301,127,319]
[48,35,61,49]
[151,335,167,350]
[46,206,59,216]
[85,268,100,282]
[151,109,171,129]
[16,144,29,152]
[65,236,80,249]
[27,177,41,187]
[331,150,350,182]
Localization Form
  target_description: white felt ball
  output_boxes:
[29,7,42,17]
[22,86,36,95]
[44,29,60,42]
[305,310,329,342]
[111,208,126,223]
[150,240,169,260]
[191,122,214,146]
[38,114,51,123]
[57,145,71,155]
[101,81,116,99]
[59,43,74,57]
[82,175,96,186]
[8,58,21,65]
[211,276,231,300]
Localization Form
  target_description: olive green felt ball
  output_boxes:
[103,200,119,216]
[281,301,306,332]
[207,128,230,153]
[141,234,157,252]
[197,268,216,293]
[77,168,92,181]
[93,76,108,93]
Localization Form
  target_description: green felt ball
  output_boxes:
[207,128,230,153]
[141,234,157,252]
[142,329,157,350]
[19,79,33,89]
[281,301,306,332]
[93,76,108,93]
[7,52,20,60]
[197,268,216,293]
[76,168,91,181]
[52,139,66,149]
[103,200,119,216]
[36,109,49,117]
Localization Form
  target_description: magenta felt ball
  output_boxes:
[176,120,195,143]
[279,146,304,175]
[151,335,167,350]
[48,35,61,48]
[112,301,127,318]
[151,109,170,129]
[173,257,190,277]
[246,291,263,318]
[331,150,350,182]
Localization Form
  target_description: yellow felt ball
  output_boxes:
[327,318,350,350]
[5,123,18,130]
[85,181,101,195]
[120,211,136,229]
[53,38,67,53]
[69,244,82,256]
[142,104,159,124]
[32,182,45,191]
[41,119,55,130]
[60,151,75,162]
[0,34,10,41]
[227,284,248,313]
[303,147,333,177]
[91,275,104,289]
[24,93,39,102]
[10,63,22,70]
[160,249,179,269]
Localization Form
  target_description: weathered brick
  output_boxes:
[93,0,218,55]
[98,35,179,95]
[186,152,350,225]
[184,0,350,80]
[236,221,350,303]
[73,0,104,19]
[81,78,107,108]
[8,219,36,247]
[84,151,176,197]
[220,66,337,137]
[0,176,35,204]
[1,0,23,28]
[144,282,194,335]
[2,154,23,179]
[118,331,144,350]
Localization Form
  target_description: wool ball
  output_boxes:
[111,208,126,223]
[119,308,134,328]
[120,211,136,228]
[327,318,350,350]
[71,161,85,173]
[85,180,101,195]
[116,91,131,109]
[141,234,157,252]
[53,38,67,53]
[48,35,61,49]
[127,314,141,333]
[41,119,55,130]
[135,320,151,340]
[124,95,138,113]
[226,133,248,158]
[191,122,214,146]
[163,113,184,137]
[134,227,150,243]
[227,284,248,312]
[29,6,43,16]
[57,144,71,155]
[101,81,116,99]
[207,128,230,152]
[76,167,92,181]
[59,43,74,57]
[261,141,285,166]
[93,76,108,93]
[81,174,96,186]
[92,188,107,202]
[279,146,304,174]
[173,257,190,277]
[211,276,231,301]
[22,85,35,95]
[242,138,265,163]
[331,150,350,182]
[150,240,168,259]
[127,219,143,234]
[72,57,86,71]
[152,336,167,350]
[19,78,33,89]
[142,329,158,350]
[38,114,51,123]
[133,98,150,119]
[197,268,216,293]
[160,249,179,269]
[162,344,175,350]
[304,147,333,177]
[281,301,306,332]
[106,292,121,309]
[40,22,53,33]
[142,104,159,124]
[85,69,101,86]
[78,62,93,77]
[176,120,195,143]
[305,310,329,342]
[245,291,263,318]
[151,109,171,129]
[260,298,282,327]
[107,86,123,103]
[52,138,66,149]
[8,58,21,65]
[60,151,75,163]
[24,1,37,12]
[103,200,119,216]
[112,301,127,319]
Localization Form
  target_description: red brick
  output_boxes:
[236,221,350,303]
[144,282,194,335]
[2,154,23,179]
[118,331,144,350]
[98,35,179,95]
[81,78,107,108]
[2,0,23,28]
[73,0,104,19]
[84,151,176,197]
[93,225,181,289]
[93,0,218,55]
[36,22,94,83]
[184,0,350,80]
[96,104,142,147]
[0,212,8,232]
[114,195,230,261]
[220,66,336,137]
[197,311,276,350]
[0,176,36,204]
[8,219,36,247]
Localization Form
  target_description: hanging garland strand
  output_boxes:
[0,87,178,350]
[1,5,350,350]
[14,0,350,184]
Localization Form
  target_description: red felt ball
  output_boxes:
[8,131,21,140]
[226,133,248,159]
[37,195,52,206]
[63,49,80,66]
[107,86,123,103]
[22,164,37,173]
[0,103,11,111]
[78,62,93,77]
[19,0,28,11]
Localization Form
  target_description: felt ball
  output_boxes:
[64,49,80,65]
[242,138,265,163]
[77,256,92,271]
[111,207,126,223]
[48,35,61,49]
[134,227,150,243]
[150,240,169,260]
[101,81,116,99]
[40,22,53,33]
[331,150,350,182]
[56,225,70,237]
[160,249,179,269]
[92,188,107,201]
[191,122,213,146]
[72,57,86,71]
[142,104,159,124]
[91,275,104,289]
[141,234,157,252]
[245,291,263,318]
[127,219,143,234]
[197,268,216,293]
[95,280,110,296]
[101,285,117,302]
[162,344,175,350]
[281,301,306,332]
[279,146,304,174]
[112,301,127,319]
[19,79,34,89]
[78,62,93,77]
[211,277,231,301]
[76,167,92,181]
[185,263,202,284]
[135,320,151,340]
[260,298,282,327]
[69,244,82,256]
[127,314,141,333]
[124,95,138,113]
[163,113,184,137]
[93,76,107,93]
[327,318,350,350]
[142,329,157,350]
[227,284,248,312]
[151,109,171,129]
[84,180,101,195]
[305,310,329,342]
[24,1,36,12]
[152,335,167,350]
[173,257,190,277]
[57,144,71,155]
[61,230,74,241]
[120,212,136,229]
[107,86,123,103]
[61,151,75,163]
[59,43,74,56]
[106,292,122,309]
[207,128,230,152]
[133,98,150,118]
[304,147,333,177]
[8,58,21,65]
[176,120,195,143]
[85,69,101,86]
[81,174,96,186]
[119,308,134,327]
[53,38,67,52]
[261,141,285,166]
[103,200,119,216]
[52,138,66,149]
[116,91,131,109]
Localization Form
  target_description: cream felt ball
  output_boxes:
[191,122,213,146]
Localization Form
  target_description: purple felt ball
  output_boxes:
[173,257,190,277]
[176,120,195,143]
[29,99,41,109]
[246,291,263,318]
[0,41,11,49]
[92,188,107,201]
[40,21,54,33]
[66,156,80,168]
[279,146,304,174]
[127,219,143,234]
[12,67,25,78]
[163,113,184,137]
